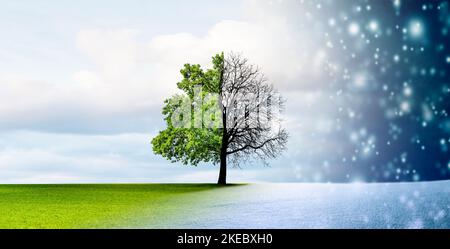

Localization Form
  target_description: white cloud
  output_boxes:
[0,130,295,183]
[76,29,141,80]
[0,0,328,134]
[0,0,340,183]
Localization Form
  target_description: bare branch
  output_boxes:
[220,53,288,167]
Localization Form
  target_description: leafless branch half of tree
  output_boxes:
[220,53,289,168]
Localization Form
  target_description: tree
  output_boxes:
[152,53,288,184]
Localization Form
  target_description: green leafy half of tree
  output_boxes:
[151,54,224,166]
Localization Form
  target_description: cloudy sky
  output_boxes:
[1,0,449,183]
[1,0,315,183]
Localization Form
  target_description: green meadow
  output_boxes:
[0,184,227,229]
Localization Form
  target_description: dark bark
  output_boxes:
[218,58,227,185]
[218,143,227,185]
[218,108,228,185]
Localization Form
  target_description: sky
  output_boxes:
[0,0,449,183]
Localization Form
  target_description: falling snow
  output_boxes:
[289,0,450,183]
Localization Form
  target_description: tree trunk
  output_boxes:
[218,55,227,185]
[218,148,227,185]
[218,107,227,185]
[218,115,227,185]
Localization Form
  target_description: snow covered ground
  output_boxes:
[162,181,450,229]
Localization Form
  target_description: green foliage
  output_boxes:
[151,53,224,166]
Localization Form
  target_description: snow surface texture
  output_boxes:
[161,181,450,229]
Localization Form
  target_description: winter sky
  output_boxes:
[1,0,449,183]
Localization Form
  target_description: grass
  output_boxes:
[0,184,229,229]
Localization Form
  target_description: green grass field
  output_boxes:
[0,184,227,229]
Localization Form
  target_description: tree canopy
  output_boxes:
[152,53,288,184]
